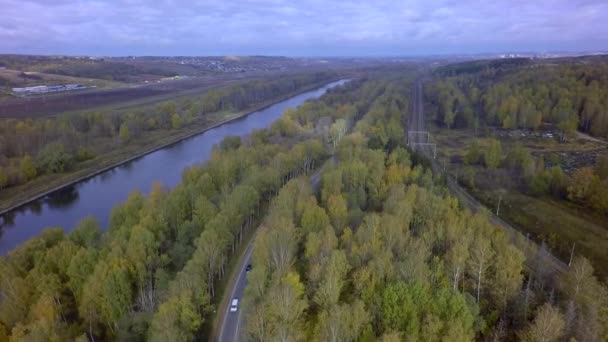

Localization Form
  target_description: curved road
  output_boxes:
[217,241,255,342]
[215,162,328,342]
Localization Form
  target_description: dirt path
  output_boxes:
[575,130,608,144]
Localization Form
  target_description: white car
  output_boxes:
[230,298,239,312]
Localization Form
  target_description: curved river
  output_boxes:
[0,80,347,254]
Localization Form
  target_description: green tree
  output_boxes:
[484,138,502,169]
[267,272,308,341]
[67,247,98,304]
[562,256,595,304]
[70,216,101,247]
[468,224,495,303]
[148,293,202,342]
[505,143,533,176]
[327,194,348,234]
[382,282,425,338]
[464,140,482,165]
[36,142,73,174]
[594,154,608,180]
[381,281,475,341]
[171,113,183,129]
[330,119,348,148]
[159,101,177,117]
[81,257,134,331]
[491,243,525,310]
[0,167,7,189]
[119,123,130,143]
[554,98,578,142]
[567,167,597,204]
[20,154,37,181]
[219,136,241,151]
[316,300,369,342]
[530,172,550,196]
[444,108,456,129]
[313,250,350,309]
[300,197,330,234]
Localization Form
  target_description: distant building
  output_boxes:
[12,84,86,95]
[12,86,49,94]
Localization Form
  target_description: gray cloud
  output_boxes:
[0,0,606,55]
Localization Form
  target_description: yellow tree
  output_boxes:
[519,303,565,342]
[20,154,36,181]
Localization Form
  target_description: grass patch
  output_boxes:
[430,125,608,279]
[489,190,608,278]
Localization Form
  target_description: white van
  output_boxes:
[230,298,239,312]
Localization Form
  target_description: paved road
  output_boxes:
[215,161,330,342]
[408,79,567,275]
[217,241,255,342]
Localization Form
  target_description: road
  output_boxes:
[408,79,567,275]
[217,241,255,342]
[214,160,329,342]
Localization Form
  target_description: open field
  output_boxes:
[430,125,608,278]
[0,72,266,118]
[0,68,126,89]
[0,54,394,118]
[471,189,608,278]
[430,126,607,173]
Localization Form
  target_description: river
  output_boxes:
[0,80,347,254]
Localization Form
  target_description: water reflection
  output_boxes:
[0,211,15,228]
[46,186,80,209]
[28,201,42,215]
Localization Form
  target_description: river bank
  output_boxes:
[0,79,343,217]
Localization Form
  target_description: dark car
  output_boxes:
[246,264,252,272]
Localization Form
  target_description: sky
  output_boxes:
[1,0,607,56]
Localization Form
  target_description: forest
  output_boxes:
[423,57,608,279]
[0,70,388,340]
[244,74,608,341]
[0,72,335,194]
[425,57,608,138]
[0,67,606,341]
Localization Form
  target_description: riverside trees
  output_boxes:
[0,69,398,340]
[2,67,606,341]
[0,72,335,192]
[0,76,356,341]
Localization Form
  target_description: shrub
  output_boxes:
[36,142,73,174]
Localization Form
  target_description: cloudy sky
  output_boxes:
[1,0,607,56]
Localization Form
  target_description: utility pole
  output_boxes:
[568,242,576,267]
[496,194,502,216]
